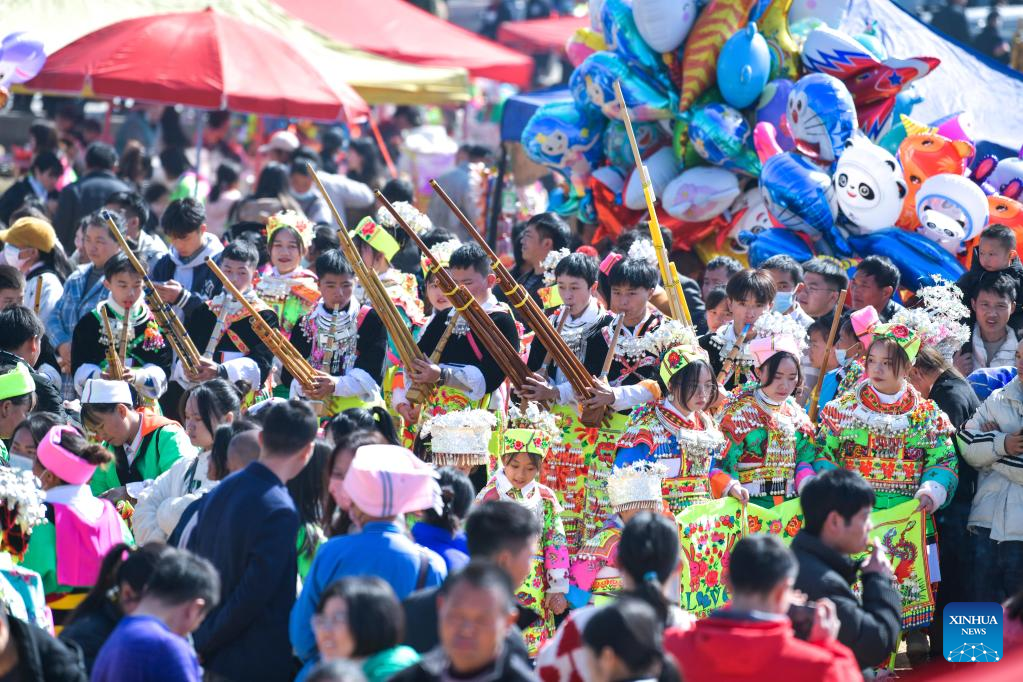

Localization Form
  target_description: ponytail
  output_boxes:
[618,512,680,626]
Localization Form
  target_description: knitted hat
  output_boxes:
[419,408,495,467]
[266,210,313,248]
[0,217,57,253]
[607,461,667,513]
[342,444,442,518]
[502,402,560,459]
[871,322,922,362]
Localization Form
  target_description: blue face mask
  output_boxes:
[773,291,794,314]
[291,188,315,201]
[834,348,848,366]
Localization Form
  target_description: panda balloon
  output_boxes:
[914,173,990,255]
[833,136,907,234]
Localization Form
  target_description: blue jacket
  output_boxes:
[188,462,298,682]
[47,264,107,348]
[411,522,469,574]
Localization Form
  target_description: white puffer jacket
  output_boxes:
[132,451,217,543]
[958,378,1023,542]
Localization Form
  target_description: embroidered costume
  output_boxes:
[254,266,320,337]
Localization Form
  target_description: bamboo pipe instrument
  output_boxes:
[599,313,626,380]
[32,277,43,314]
[716,323,754,386]
[100,211,202,376]
[537,308,570,380]
[205,258,317,392]
[809,288,848,424]
[99,306,125,381]
[306,164,429,404]
[376,192,528,392]
[118,304,130,367]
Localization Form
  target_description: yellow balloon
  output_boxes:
[756,0,801,81]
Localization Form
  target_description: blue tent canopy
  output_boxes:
[500,86,571,143]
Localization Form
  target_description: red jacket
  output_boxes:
[665,614,861,682]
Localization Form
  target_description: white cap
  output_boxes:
[259,130,300,155]
[81,378,132,405]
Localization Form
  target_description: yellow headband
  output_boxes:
[0,364,34,401]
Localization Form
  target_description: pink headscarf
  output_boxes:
[749,334,801,367]
[37,426,97,485]
[342,444,441,518]
[850,305,880,347]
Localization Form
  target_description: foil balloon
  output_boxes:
[849,228,965,290]
[717,23,771,109]
[601,0,669,85]
[987,191,1023,249]
[731,187,775,237]
[855,24,888,61]
[914,174,990,255]
[0,32,47,86]
[988,151,1023,195]
[788,0,850,29]
[689,103,762,177]
[633,0,697,53]
[566,28,607,68]
[896,132,974,229]
[571,51,673,121]
[604,119,670,171]
[589,0,606,32]
[755,79,795,151]
[676,0,758,113]
[754,0,800,81]
[624,147,679,210]
[930,111,975,148]
[662,167,741,222]
[521,101,606,196]
[833,136,907,234]
[786,73,857,164]
[694,231,750,267]
[745,227,815,266]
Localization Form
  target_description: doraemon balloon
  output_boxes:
[731,187,775,237]
[633,0,697,53]
[689,103,762,177]
[662,167,741,222]
[571,51,673,121]
[603,120,669,171]
[914,174,990,255]
[833,136,907,234]
[786,73,857,164]
[521,102,606,196]
[745,226,816,266]
[717,23,771,109]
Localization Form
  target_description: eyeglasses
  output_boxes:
[311,612,348,631]
[803,285,838,295]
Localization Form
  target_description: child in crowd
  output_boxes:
[817,306,878,408]
[703,287,731,333]
[151,198,224,319]
[956,224,1023,332]
[0,216,70,323]
[699,268,777,390]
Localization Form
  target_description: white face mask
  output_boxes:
[8,453,34,472]
[834,348,848,366]
[2,244,30,270]
[773,291,794,314]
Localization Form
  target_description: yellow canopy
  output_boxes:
[8,0,471,105]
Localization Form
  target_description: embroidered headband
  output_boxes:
[658,342,709,385]
[598,252,623,276]
[748,334,802,367]
[266,210,313,248]
[503,403,560,459]
[36,426,97,485]
[850,305,880,347]
[0,363,33,401]
[351,217,400,262]
[870,323,922,363]
[607,461,667,513]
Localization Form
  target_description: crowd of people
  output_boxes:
[1,99,1023,682]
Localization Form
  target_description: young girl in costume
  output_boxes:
[817,306,878,407]
[0,465,50,631]
[715,319,817,508]
[256,211,320,339]
[613,321,733,516]
[21,424,134,630]
[475,403,569,656]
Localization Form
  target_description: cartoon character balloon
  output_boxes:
[986,149,1023,194]
[624,147,678,210]
[755,79,795,151]
[571,51,673,121]
[848,228,965,289]
[565,28,607,68]
[914,174,990,255]
[689,103,762,177]
[601,0,668,85]
[633,0,697,53]
[675,0,758,112]
[0,33,47,87]
[785,73,857,164]
[603,119,670,172]
[717,23,771,109]
[896,132,974,229]
[833,136,907,234]
[662,167,741,222]
[521,101,606,196]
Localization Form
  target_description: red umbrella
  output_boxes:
[26,7,368,121]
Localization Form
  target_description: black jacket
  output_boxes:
[930,370,981,503]
[151,253,223,318]
[955,252,1023,333]
[0,349,64,417]
[9,614,88,682]
[53,170,131,252]
[391,642,537,682]
[791,531,902,674]
[58,601,121,673]
[680,274,708,335]
[0,177,41,226]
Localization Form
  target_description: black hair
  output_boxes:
[608,257,659,290]
[421,467,475,534]
[65,543,172,627]
[802,257,849,292]
[328,406,399,446]
[624,223,673,255]
[980,224,1017,251]
[290,158,316,177]
[0,265,24,293]
[209,419,260,481]
[80,400,134,431]
[448,242,490,277]
[105,190,150,229]
[186,378,242,438]
[48,425,113,472]
[728,535,798,595]
[143,547,220,613]
[761,254,803,285]
[974,272,1017,302]
[346,138,383,189]
[261,400,318,456]
[619,512,680,626]
[207,110,231,130]
[102,253,138,281]
[583,599,678,682]
[725,268,776,305]
[421,228,457,250]
[800,469,876,536]
[209,162,241,204]
[856,255,900,291]
[161,198,206,238]
[806,315,833,343]
[10,412,62,449]
[668,359,713,412]
[438,560,516,612]
[465,500,541,559]
[704,286,728,311]
[837,312,856,343]
[756,350,803,393]
[290,439,328,561]
[143,182,169,207]
[526,213,570,252]
[324,429,388,537]
[381,178,414,204]
[705,256,744,277]
[86,209,126,243]
[0,362,34,407]
[159,147,191,179]
[311,225,341,255]
[913,344,960,379]
[30,151,63,177]
[221,239,260,268]
[467,145,492,163]
[314,249,354,279]
[0,306,44,352]
[85,142,117,171]
[29,122,59,153]
[554,252,599,287]
[254,162,291,199]
[316,576,403,657]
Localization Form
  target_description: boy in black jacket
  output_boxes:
[151,198,224,319]
[957,224,1023,333]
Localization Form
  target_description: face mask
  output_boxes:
[8,453,33,472]
[834,348,848,366]
[328,478,351,511]
[291,188,315,201]
[2,244,30,270]
[773,291,794,313]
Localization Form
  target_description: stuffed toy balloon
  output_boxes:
[601,0,668,85]
[676,0,758,113]
[931,111,975,147]
[633,0,697,53]
[989,151,1023,195]
[833,136,907,234]
[624,147,679,210]
[717,23,771,109]
[566,28,607,68]
[0,32,47,86]
[914,174,989,255]
[521,102,606,197]
[759,149,843,252]
[745,227,815,266]
[731,187,775,236]
[786,73,857,164]
[604,119,670,171]
[788,0,850,29]
[849,228,965,289]
[662,167,741,222]
[896,132,974,229]
[689,103,762,177]
[571,51,673,121]
[755,79,795,151]
[754,0,800,81]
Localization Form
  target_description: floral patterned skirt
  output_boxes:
[518,554,555,658]
[582,412,631,543]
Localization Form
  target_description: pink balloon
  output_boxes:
[754,122,784,163]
